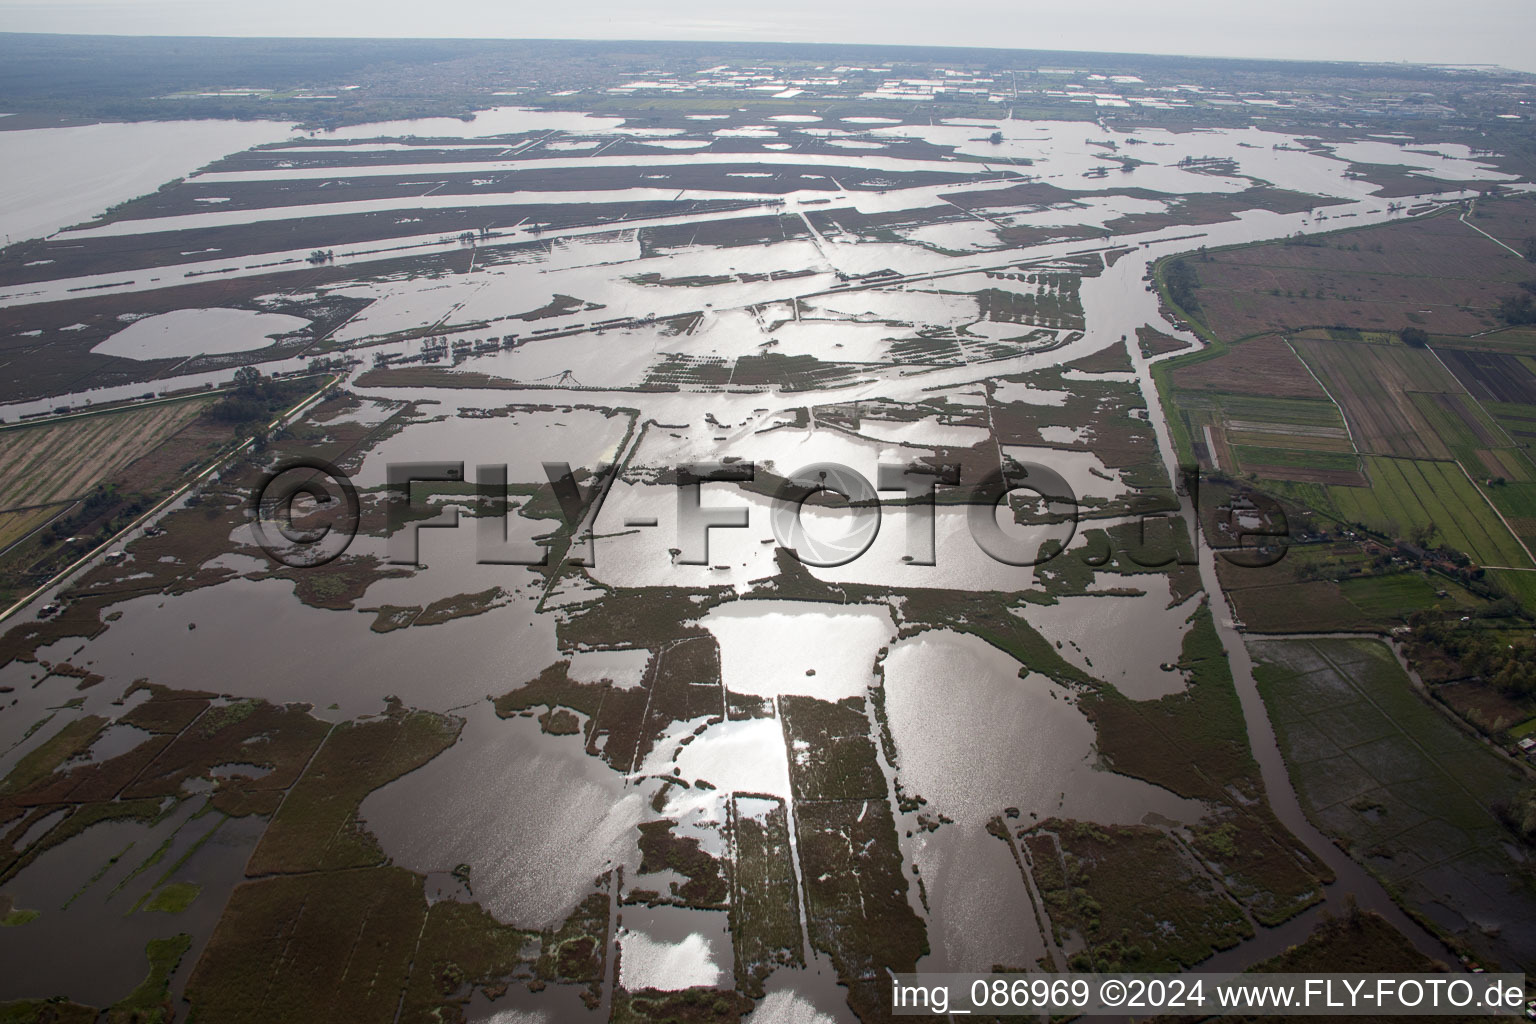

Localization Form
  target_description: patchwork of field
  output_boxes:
[1171,387,1361,483]
[1164,267,1536,571]
[1172,207,1534,340]
[1252,637,1536,972]
[1294,338,1496,459]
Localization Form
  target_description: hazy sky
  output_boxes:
[4,0,1535,74]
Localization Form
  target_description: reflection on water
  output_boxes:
[909,821,1045,971]
[644,716,791,806]
[617,903,730,991]
[741,963,855,1024]
[361,704,640,929]
[882,629,1201,827]
[704,601,893,702]
[883,629,1204,974]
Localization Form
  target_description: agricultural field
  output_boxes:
[1252,637,1536,971]
[1170,334,1326,402]
[1324,457,1530,568]
[1167,384,1360,483]
[1219,558,1479,634]
[1293,339,1520,472]
[0,399,210,510]
[1438,348,1536,406]
[1164,205,1536,342]
[1159,203,1536,589]
[0,394,235,601]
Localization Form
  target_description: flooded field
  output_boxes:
[0,76,1527,1024]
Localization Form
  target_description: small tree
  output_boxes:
[989,131,1003,144]
[232,365,262,393]
[1400,326,1430,348]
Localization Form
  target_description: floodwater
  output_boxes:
[704,601,894,702]
[360,703,641,930]
[881,629,1202,827]
[882,629,1203,972]
[352,405,629,488]
[91,307,311,360]
[0,800,266,1006]
[1022,581,1200,700]
[310,106,637,140]
[617,904,731,991]
[568,648,652,688]
[0,103,1506,1003]
[0,118,297,245]
[644,716,792,806]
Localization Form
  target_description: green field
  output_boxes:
[1431,327,1536,355]
[1231,446,1360,472]
[1251,637,1536,971]
[1490,568,1536,608]
[1406,391,1505,452]
[1337,573,1452,618]
[1216,394,1351,429]
[1325,457,1532,567]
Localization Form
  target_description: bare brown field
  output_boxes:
[1220,578,1377,632]
[0,504,66,551]
[1137,325,1188,358]
[1180,212,1531,340]
[0,398,212,510]
[1294,339,1464,459]
[1467,193,1536,252]
[1170,335,1324,399]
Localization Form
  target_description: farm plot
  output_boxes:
[1431,327,1536,357]
[1172,211,1531,341]
[0,505,67,553]
[1327,457,1533,568]
[1437,348,1536,406]
[1486,400,1536,447]
[1405,391,1507,452]
[1170,334,1325,400]
[0,398,213,511]
[1481,480,1536,556]
[1171,389,1360,483]
[1251,637,1536,973]
[1294,340,1465,459]
[1465,193,1536,253]
[1230,447,1360,475]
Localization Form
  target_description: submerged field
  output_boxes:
[1252,637,1536,971]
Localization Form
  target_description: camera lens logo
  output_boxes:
[250,458,360,567]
